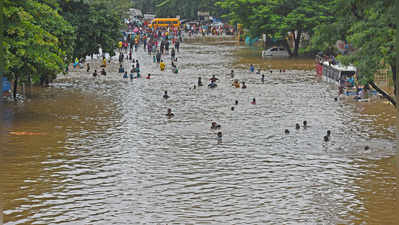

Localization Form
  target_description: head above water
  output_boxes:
[235,100,238,105]
[285,129,290,134]
[327,130,331,136]
[303,121,307,127]
[296,123,300,129]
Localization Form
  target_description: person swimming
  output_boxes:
[232,80,240,88]
[230,70,234,78]
[303,121,308,128]
[285,129,290,134]
[163,91,169,99]
[92,70,98,77]
[146,73,151,79]
[261,74,265,84]
[296,123,300,129]
[211,122,218,129]
[235,100,238,105]
[217,131,223,139]
[123,71,128,79]
[251,98,256,105]
[211,122,221,130]
[208,80,217,88]
[242,82,247,89]
[231,106,235,111]
[166,108,174,117]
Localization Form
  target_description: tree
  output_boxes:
[310,0,397,106]
[3,0,75,99]
[59,0,131,59]
[218,0,334,57]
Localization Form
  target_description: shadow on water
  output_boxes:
[0,41,397,224]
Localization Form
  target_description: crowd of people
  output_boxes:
[69,20,344,145]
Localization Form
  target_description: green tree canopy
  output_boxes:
[3,0,75,93]
[218,0,334,56]
[310,0,396,100]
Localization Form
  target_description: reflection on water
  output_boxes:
[0,42,397,224]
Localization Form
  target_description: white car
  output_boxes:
[262,47,290,57]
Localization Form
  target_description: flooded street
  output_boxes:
[0,42,398,224]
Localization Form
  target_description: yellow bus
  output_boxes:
[148,18,181,29]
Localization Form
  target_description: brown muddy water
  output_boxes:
[0,42,398,224]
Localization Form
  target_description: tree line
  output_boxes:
[1,0,132,100]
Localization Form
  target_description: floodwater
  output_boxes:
[0,42,398,224]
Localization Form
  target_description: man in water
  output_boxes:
[250,64,255,72]
[163,91,169,99]
[171,48,176,59]
[93,70,98,77]
[230,70,234,78]
[166,108,174,118]
[101,68,106,76]
[119,64,124,73]
[251,98,256,104]
[160,60,166,71]
[208,80,217,88]
[156,51,162,63]
[242,82,247,89]
[232,80,240,88]
[175,40,180,52]
[261,74,265,84]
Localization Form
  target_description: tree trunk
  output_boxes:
[13,74,18,101]
[368,80,396,107]
[293,30,302,57]
[284,39,293,57]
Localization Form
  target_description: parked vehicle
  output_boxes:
[262,47,290,57]
[148,18,180,29]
